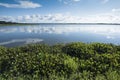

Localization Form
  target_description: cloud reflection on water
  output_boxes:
[0,25,120,39]
[0,38,43,45]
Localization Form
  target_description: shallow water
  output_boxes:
[0,24,120,47]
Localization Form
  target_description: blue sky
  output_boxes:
[0,0,120,23]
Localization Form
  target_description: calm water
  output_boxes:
[0,24,120,47]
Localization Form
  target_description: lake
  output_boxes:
[0,24,120,47]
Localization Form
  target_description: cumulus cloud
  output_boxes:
[0,0,41,8]
[14,14,69,23]
[84,13,119,23]
[0,16,16,22]
[1,9,120,23]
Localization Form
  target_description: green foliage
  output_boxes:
[50,44,64,54]
[0,42,120,79]
[19,44,51,53]
[63,42,94,59]
[91,43,115,54]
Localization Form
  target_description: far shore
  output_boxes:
[0,21,120,25]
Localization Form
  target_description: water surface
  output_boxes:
[0,24,120,47]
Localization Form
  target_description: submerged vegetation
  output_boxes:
[0,42,120,80]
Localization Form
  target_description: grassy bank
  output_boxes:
[0,42,120,80]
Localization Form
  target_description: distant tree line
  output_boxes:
[0,21,120,25]
[0,21,17,24]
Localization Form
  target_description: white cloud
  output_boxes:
[102,0,109,4]
[1,8,120,23]
[112,8,120,12]
[0,16,16,22]
[58,0,80,4]
[59,0,109,4]
[0,0,41,8]
[72,0,80,2]
[84,14,117,23]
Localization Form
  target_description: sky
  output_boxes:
[0,0,120,23]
